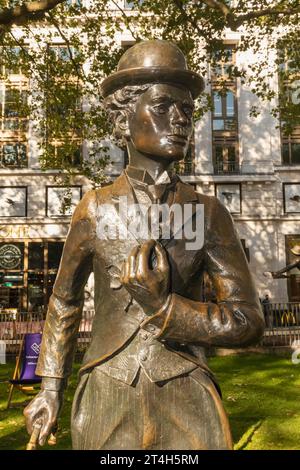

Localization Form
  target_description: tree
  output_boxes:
[0,0,299,183]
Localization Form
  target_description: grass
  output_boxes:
[0,354,299,450]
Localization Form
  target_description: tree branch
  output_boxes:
[233,7,300,29]
[194,0,300,30]
[0,0,66,27]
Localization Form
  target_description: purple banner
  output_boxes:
[19,333,42,382]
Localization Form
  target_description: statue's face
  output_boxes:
[128,83,194,161]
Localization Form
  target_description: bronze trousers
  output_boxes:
[71,367,233,450]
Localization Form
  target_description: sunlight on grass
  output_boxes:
[0,354,299,450]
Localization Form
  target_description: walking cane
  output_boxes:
[26,421,57,450]
[26,420,42,450]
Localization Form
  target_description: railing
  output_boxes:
[260,302,300,348]
[213,161,240,174]
[0,310,95,356]
[1,303,299,357]
[176,161,194,176]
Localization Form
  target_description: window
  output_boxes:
[215,183,241,214]
[283,183,300,214]
[212,90,236,131]
[45,142,82,169]
[48,45,79,63]
[0,187,27,217]
[45,81,83,163]
[282,140,300,165]
[278,45,300,164]
[0,86,28,132]
[0,142,27,167]
[213,144,239,174]
[211,44,236,79]
[211,44,239,175]
[0,240,65,313]
[48,242,64,269]
[46,186,82,217]
[0,46,28,77]
[278,47,299,75]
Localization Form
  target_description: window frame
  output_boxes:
[215,182,242,214]
[0,186,28,218]
[283,183,300,214]
[45,185,82,218]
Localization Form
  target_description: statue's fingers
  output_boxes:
[38,419,52,446]
[155,242,169,272]
[23,408,33,435]
[136,240,155,277]
[122,259,131,283]
[128,246,140,279]
[120,260,129,284]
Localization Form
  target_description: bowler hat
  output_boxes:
[291,244,300,256]
[101,40,204,99]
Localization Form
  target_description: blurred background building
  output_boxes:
[0,0,299,318]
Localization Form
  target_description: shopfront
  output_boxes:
[0,239,64,314]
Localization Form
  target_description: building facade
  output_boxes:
[0,1,299,316]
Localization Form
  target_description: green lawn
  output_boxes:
[0,354,299,450]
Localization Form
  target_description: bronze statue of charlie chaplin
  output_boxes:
[24,40,264,450]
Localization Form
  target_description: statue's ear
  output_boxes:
[115,110,130,141]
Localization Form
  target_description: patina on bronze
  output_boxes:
[24,40,265,450]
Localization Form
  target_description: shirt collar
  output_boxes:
[125,165,175,186]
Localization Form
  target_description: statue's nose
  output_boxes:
[170,103,189,126]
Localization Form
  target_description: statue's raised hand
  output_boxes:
[120,240,170,316]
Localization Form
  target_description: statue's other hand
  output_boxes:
[23,389,63,446]
[120,240,170,316]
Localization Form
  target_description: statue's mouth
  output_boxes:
[167,134,188,144]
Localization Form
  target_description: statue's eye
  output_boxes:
[153,104,168,114]
[183,106,194,118]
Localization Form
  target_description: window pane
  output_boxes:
[282,143,290,164]
[213,92,222,116]
[224,119,236,130]
[226,91,235,116]
[291,143,300,164]
[28,273,44,310]
[215,146,224,163]
[5,46,22,75]
[3,144,18,165]
[48,242,64,269]
[2,143,27,167]
[19,144,27,165]
[228,146,236,162]
[28,242,44,270]
[213,119,224,130]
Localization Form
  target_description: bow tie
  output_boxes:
[126,166,174,203]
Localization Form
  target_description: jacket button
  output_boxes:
[147,324,156,333]
[139,351,148,361]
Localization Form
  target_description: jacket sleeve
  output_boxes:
[142,197,265,347]
[36,190,96,379]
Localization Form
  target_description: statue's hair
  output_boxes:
[103,84,152,149]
